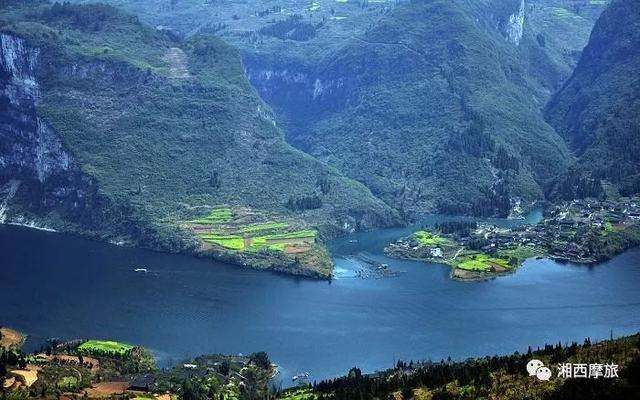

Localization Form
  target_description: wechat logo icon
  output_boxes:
[527,359,552,381]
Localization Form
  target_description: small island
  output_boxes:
[385,197,640,281]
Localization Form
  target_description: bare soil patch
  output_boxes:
[48,354,101,371]
[84,381,130,397]
[284,244,311,254]
[0,327,24,348]
[164,47,190,79]
[10,365,40,387]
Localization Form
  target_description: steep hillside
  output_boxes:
[251,0,576,217]
[546,0,640,199]
[296,333,640,400]
[0,1,399,277]
[61,0,608,217]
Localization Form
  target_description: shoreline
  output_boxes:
[1,220,333,281]
[5,323,640,391]
[386,243,640,282]
[385,197,640,282]
[3,220,57,232]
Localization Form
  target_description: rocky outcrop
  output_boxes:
[0,33,105,230]
[506,0,526,46]
[243,55,359,128]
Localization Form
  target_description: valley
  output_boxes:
[2,2,640,398]
[58,0,618,219]
[1,223,640,393]
[0,0,399,278]
[0,0,637,280]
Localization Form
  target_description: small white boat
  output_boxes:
[292,372,310,381]
[134,268,148,273]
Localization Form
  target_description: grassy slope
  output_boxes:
[0,2,398,273]
[546,0,640,198]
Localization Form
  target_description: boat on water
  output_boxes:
[134,268,148,272]
[292,372,310,382]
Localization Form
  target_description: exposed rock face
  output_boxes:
[506,0,526,46]
[0,33,104,229]
[243,56,354,125]
[243,0,572,217]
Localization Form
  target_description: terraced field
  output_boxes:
[183,207,332,278]
[186,207,317,254]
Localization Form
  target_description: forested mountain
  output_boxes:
[251,0,579,217]
[62,0,610,217]
[243,0,608,217]
[546,0,640,199]
[1,0,631,271]
[0,1,398,257]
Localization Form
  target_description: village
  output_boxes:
[0,326,277,400]
[385,196,640,281]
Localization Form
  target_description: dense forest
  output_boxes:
[546,0,640,200]
[307,335,640,400]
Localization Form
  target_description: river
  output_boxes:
[1,212,640,386]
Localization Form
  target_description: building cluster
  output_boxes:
[388,196,640,265]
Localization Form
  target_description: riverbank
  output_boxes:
[3,222,640,386]
[385,197,640,281]
[0,207,336,280]
[300,333,640,400]
[0,327,274,399]
[5,323,639,400]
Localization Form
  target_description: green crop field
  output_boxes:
[238,222,289,233]
[456,254,511,272]
[191,209,317,254]
[414,230,449,247]
[200,234,245,250]
[77,340,134,356]
[189,208,234,224]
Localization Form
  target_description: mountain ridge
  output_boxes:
[545,0,640,199]
[0,1,400,276]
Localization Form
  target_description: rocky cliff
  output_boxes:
[0,2,400,259]
[0,33,109,233]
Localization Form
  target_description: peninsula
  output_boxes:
[385,197,640,281]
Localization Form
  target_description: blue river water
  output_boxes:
[1,212,640,386]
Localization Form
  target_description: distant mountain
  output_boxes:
[546,0,640,198]
[249,0,582,217]
[63,0,607,216]
[0,2,398,263]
